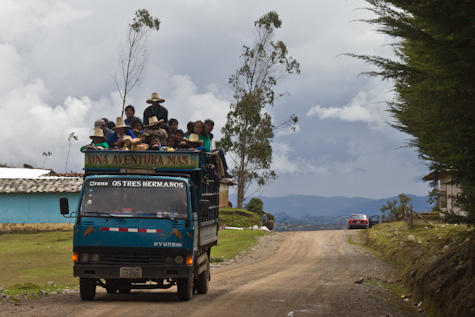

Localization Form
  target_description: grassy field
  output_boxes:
[0,230,77,295]
[0,211,269,296]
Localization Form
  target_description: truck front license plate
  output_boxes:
[120,267,142,278]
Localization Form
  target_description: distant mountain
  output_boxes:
[228,194,432,218]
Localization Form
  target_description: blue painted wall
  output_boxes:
[0,193,80,224]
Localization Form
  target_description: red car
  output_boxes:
[347,214,369,229]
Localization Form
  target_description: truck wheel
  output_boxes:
[80,278,96,301]
[195,259,210,294]
[177,277,193,301]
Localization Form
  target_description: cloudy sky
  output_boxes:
[0,0,431,200]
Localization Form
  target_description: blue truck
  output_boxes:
[60,150,219,301]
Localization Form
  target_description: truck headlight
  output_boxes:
[174,256,184,264]
[79,253,90,263]
[90,253,100,263]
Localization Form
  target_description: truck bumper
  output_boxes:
[74,264,193,279]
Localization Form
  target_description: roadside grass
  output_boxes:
[219,208,261,228]
[361,220,472,272]
[360,220,475,316]
[210,229,269,263]
[0,230,77,297]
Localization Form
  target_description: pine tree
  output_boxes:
[348,0,475,224]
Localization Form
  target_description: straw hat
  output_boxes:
[183,133,204,146]
[146,92,165,104]
[144,116,164,128]
[89,129,106,140]
[113,117,130,129]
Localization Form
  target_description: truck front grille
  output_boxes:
[100,253,164,265]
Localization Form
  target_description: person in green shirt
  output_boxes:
[193,120,211,151]
[80,129,110,152]
[193,120,232,178]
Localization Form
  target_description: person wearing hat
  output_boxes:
[80,129,110,152]
[94,118,114,139]
[182,133,206,151]
[106,117,136,148]
[142,116,167,146]
[143,92,168,126]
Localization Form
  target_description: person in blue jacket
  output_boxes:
[107,117,135,148]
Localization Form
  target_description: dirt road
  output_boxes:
[1,230,422,316]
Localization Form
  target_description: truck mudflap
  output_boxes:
[74,264,193,279]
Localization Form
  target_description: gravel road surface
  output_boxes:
[0,230,424,316]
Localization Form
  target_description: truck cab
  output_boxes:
[60,150,219,301]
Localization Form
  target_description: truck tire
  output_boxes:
[177,277,193,301]
[80,278,96,301]
[195,258,210,294]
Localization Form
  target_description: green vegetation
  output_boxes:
[360,221,475,316]
[210,229,269,263]
[380,193,412,222]
[245,198,264,214]
[219,207,262,228]
[349,1,475,224]
[0,231,77,297]
[0,231,76,288]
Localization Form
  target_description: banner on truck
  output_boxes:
[85,151,200,170]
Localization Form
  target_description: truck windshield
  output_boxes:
[79,178,189,219]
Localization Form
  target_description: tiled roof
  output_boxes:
[0,178,83,194]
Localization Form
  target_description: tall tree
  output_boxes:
[347,0,475,224]
[216,11,300,208]
[114,9,160,116]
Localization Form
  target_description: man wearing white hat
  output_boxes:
[143,92,168,126]
[106,117,136,148]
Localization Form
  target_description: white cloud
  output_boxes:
[306,80,394,129]
[272,143,326,175]
[167,74,230,139]
[0,0,91,44]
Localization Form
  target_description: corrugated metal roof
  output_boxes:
[0,178,83,193]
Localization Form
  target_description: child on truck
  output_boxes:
[80,129,109,152]
[147,136,161,151]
